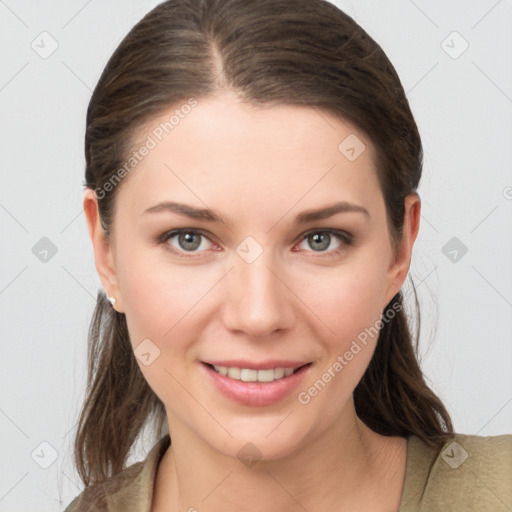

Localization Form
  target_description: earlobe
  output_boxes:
[384,193,421,306]
[83,189,124,312]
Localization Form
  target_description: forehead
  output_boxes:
[115,93,382,221]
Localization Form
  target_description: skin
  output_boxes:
[84,90,421,511]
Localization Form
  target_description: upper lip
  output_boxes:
[203,360,311,370]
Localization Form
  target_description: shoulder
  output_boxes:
[400,432,512,511]
[63,435,171,512]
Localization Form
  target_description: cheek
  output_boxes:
[119,257,202,341]
[118,238,389,352]
[295,257,388,388]
[295,257,388,345]
[114,238,391,444]
[116,231,388,352]
[116,251,217,405]
[293,265,387,426]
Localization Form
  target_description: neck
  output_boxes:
[153,407,406,512]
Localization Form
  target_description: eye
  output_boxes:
[158,228,354,259]
[294,229,353,256]
[159,229,216,257]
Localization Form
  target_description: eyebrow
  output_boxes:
[143,200,370,225]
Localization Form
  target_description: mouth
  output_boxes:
[201,360,312,406]
[204,362,311,383]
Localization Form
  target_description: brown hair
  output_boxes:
[76,0,454,486]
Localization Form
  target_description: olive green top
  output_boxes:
[64,433,512,511]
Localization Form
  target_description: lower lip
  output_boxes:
[202,363,311,407]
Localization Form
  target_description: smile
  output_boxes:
[202,361,312,406]
[211,365,298,382]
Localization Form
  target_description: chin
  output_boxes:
[199,409,331,466]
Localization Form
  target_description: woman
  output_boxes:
[64,0,512,510]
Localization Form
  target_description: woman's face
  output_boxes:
[87,91,419,461]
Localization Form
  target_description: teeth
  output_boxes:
[212,365,298,382]
[255,369,275,382]
[274,367,285,379]
[227,367,240,379]
[240,369,258,382]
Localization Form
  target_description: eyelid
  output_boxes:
[158,227,353,257]
[293,228,353,255]
[158,228,215,245]
[295,227,353,244]
[158,228,219,256]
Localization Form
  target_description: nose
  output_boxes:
[221,250,295,339]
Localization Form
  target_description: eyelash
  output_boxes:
[157,228,354,259]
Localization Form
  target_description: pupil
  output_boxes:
[177,232,331,252]
[179,232,201,251]
[309,232,330,251]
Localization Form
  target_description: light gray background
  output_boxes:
[1,0,511,510]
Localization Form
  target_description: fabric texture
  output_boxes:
[64,433,512,511]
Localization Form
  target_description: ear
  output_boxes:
[383,193,421,307]
[83,189,124,312]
